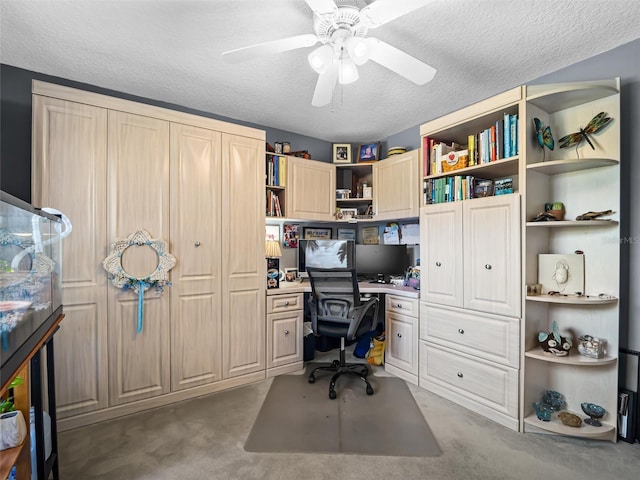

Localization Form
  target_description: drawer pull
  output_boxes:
[395,303,402,308]
[284,330,289,335]
[458,328,464,334]
[484,264,492,270]
[457,372,464,378]
[284,301,290,306]
[194,241,201,247]
[397,333,402,338]
[435,261,442,267]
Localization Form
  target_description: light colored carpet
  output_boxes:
[244,366,440,456]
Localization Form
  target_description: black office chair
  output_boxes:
[306,267,379,399]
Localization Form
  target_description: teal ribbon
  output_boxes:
[135,281,151,334]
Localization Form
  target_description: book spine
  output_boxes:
[422,136,430,176]
[467,134,475,167]
[503,113,511,158]
[490,125,497,162]
[510,114,518,155]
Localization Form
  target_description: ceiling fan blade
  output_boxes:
[312,67,338,107]
[222,34,319,64]
[304,0,337,16]
[360,0,429,28]
[367,38,436,85]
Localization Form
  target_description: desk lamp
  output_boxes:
[265,238,282,289]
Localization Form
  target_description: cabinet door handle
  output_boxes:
[458,328,464,334]
[397,333,402,338]
[484,264,492,270]
[435,261,442,267]
[284,301,290,306]
[284,330,289,335]
[457,372,464,378]
[194,241,201,247]
[395,303,402,308]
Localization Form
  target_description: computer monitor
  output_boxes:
[355,244,410,283]
[298,239,355,278]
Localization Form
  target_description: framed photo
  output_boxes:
[358,142,380,162]
[283,223,300,248]
[336,208,358,221]
[362,226,379,244]
[303,227,332,240]
[333,144,351,164]
[284,267,298,282]
[337,228,356,241]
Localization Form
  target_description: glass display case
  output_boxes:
[1,191,62,387]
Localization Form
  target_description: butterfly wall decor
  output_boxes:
[558,112,613,150]
[534,118,554,150]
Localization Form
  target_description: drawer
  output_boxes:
[386,295,418,317]
[420,304,519,367]
[267,293,304,314]
[420,342,518,418]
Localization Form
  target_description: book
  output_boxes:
[503,113,511,158]
[467,134,475,167]
[510,114,518,155]
[490,124,497,162]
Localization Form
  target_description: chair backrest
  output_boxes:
[307,267,377,340]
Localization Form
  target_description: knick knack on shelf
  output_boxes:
[538,321,573,356]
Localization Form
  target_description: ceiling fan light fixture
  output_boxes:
[338,56,359,84]
[308,44,334,74]
[345,37,372,65]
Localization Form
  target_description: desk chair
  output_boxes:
[306,267,379,399]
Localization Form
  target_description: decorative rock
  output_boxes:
[558,411,582,427]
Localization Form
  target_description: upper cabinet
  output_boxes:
[522,79,620,441]
[373,150,421,221]
[286,156,336,221]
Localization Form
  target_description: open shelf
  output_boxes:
[524,412,615,439]
[525,346,617,366]
[526,220,617,228]
[527,157,618,175]
[424,156,518,181]
[526,294,617,305]
[526,80,619,113]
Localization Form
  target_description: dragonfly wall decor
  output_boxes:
[558,112,613,150]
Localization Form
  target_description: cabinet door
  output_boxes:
[373,150,420,220]
[287,157,336,221]
[463,194,520,317]
[32,96,109,417]
[267,310,303,369]
[420,203,463,307]
[107,111,171,406]
[169,123,222,391]
[221,134,266,378]
[386,311,418,375]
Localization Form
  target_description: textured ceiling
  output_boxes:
[2,0,640,144]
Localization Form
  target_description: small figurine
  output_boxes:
[538,321,573,356]
[533,117,554,161]
[558,411,582,427]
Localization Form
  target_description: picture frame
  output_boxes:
[362,226,379,244]
[358,142,380,162]
[336,208,358,221]
[284,267,298,282]
[303,227,332,240]
[333,143,352,164]
[337,228,356,241]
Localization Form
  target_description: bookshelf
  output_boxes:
[266,152,286,217]
[335,162,374,220]
[522,79,620,441]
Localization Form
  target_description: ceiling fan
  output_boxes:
[221,0,436,107]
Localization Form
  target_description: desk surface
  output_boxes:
[268,280,420,299]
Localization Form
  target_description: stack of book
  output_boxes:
[266,155,286,186]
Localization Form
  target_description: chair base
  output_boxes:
[308,340,374,399]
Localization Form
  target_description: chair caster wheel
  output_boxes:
[329,389,337,400]
[308,375,315,384]
[366,385,374,396]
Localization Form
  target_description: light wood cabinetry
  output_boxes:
[521,79,620,441]
[286,156,335,221]
[169,123,222,391]
[107,110,171,406]
[373,150,421,220]
[222,134,266,378]
[32,81,265,429]
[31,95,109,418]
[384,295,418,385]
[418,87,523,431]
[266,292,304,377]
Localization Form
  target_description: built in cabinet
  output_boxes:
[373,150,421,221]
[286,156,336,221]
[384,294,419,385]
[522,79,620,441]
[32,81,265,430]
[266,292,304,377]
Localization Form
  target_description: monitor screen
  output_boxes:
[298,239,355,277]
[355,244,410,281]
